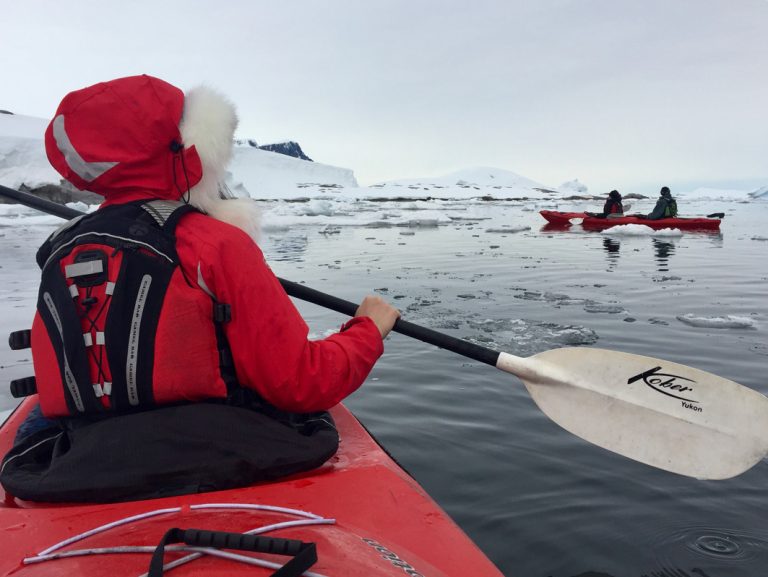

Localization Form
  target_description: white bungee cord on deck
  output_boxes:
[23,502,335,577]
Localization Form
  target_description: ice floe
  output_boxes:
[676,314,757,329]
[600,224,684,237]
[484,225,531,234]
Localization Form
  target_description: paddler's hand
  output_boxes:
[355,295,401,339]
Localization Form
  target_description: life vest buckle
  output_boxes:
[213,303,232,323]
[70,249,109,287]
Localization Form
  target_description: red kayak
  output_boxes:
[539,210,722,231]
[0,398,503,576]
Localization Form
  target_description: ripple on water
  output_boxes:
[647,526,768,576]
[749,342,768,356]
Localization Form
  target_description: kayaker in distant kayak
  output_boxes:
[1,75,400,502]
[586,189,623,218]
[643,186,678,220]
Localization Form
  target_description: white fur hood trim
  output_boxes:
[179,85,261,243]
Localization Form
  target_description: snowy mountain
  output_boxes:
[258,141,313,162]
[0,113,60,190]
[1,111,765,204]
[558,179,589,195]
[0,113,556,202]
[228,146,357,200]
[374,166,548,192]
[234,138,314,161]
[0,112,355,201]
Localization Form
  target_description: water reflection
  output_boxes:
[602,237,621,270]
[652,238,676,272]
[267,232,308,262]
[540,222,573,233]
[706,232,725,248]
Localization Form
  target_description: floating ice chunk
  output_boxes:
[601,224,683,236]
[403,218,440,227]
[485,225,530,233]
[652,228,684,237]
[462,317,599,355]
[65,201,96,213]
[676,314,756,329]
[559,179,588,194]
[365,220,393,228]
[0,208,65,226]
[299,199,335,216]
[584,304,625,314]
[262,221,291,232]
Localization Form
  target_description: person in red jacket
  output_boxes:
[586,190,623,218]
[49,75,400,413]
[2,75,400,502]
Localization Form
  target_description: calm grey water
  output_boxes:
[2,198,767,577]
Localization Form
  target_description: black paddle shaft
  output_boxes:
[0,184,501,367]
[0,184,83,220]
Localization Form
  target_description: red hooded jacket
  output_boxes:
[133,203,383,413]
[37,75,383,416]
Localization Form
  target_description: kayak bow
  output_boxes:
[0,398,503,576]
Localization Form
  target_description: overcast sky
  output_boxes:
[2,0,766,193]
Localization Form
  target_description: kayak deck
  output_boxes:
[0,398,502,576]
[539,210,721,230]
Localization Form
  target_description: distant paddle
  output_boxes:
[3,184,767,480]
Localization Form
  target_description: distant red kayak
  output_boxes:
[0,398,503,576]
[539,210,722,231]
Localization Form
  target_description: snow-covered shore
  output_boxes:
[3,112,766,206]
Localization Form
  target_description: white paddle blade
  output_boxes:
[497,348,768,480]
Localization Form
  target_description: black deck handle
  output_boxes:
[149,527,317,577]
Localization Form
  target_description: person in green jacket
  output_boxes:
[645,186,678,220]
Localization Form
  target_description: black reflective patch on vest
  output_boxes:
[105,248,175,410]
[38,263,103,414]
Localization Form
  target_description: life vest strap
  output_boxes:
[10,376,37,398]
[213,303,231,323]
[8,330,31,350]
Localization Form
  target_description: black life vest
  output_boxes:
[20,200,233,418]
[3,201,343,505]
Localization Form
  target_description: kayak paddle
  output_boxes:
[2,184,767,480]
[283,279,768,480]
